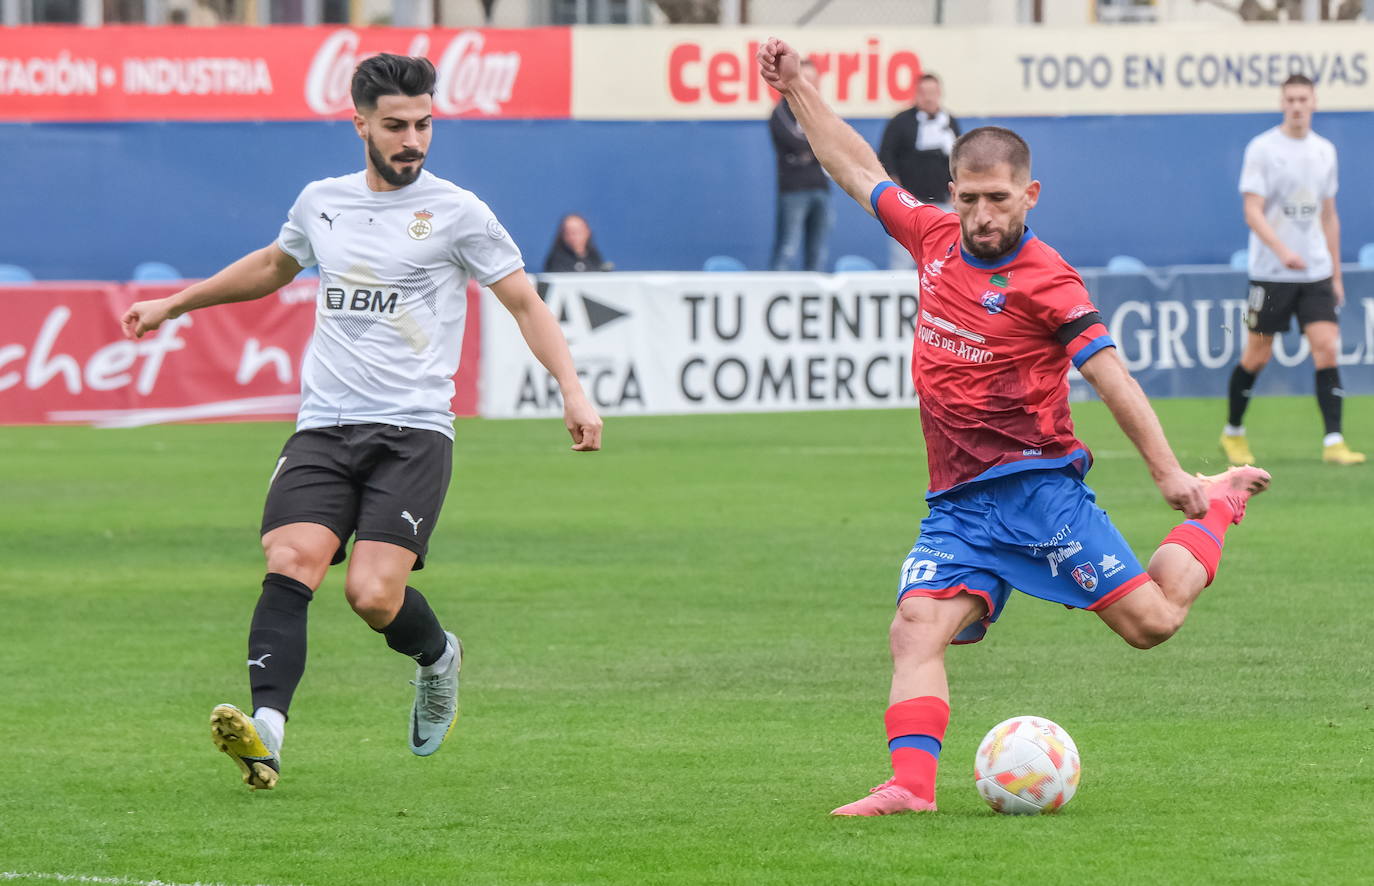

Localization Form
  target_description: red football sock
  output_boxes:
[1161,497,1235,585]
[885,696,950,803]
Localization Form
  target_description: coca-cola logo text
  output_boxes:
[306,29,521,117]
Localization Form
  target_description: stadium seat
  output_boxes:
[1358,243,1374,268]
[0,263,35,283]
[132,261,183,281]
[1230,248,1249,271]
[1105,255,1148,274]
[702,255,747,272]
[834,254,878,272]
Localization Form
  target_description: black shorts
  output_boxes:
[1246,278,1338,335]
[261,424,453,570]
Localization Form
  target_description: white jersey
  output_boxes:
[1238,126,1337,283]
[276,170,523,438]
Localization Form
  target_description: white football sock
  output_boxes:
[1324,432,1344,447]
[418,640,455,677]
[1224,424,1245,436]
[253,706,286,747]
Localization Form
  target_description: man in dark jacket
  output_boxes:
[878,73,960,269]
[769,59,831,272]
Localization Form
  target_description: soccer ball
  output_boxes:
[974,716,1081,815]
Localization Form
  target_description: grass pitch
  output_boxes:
[0,397,1370,886]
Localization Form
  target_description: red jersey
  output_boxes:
[872,182,1115,498]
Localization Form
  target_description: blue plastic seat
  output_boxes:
[0,263,35,283]
[1105,255,1148,274]
[132,261,183,282]
[1358,242,1374,269]
[1229,248,1248,271]
[702,255,747,272]
[834,254,878,272]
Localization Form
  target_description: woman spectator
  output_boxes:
[543,213,612,272]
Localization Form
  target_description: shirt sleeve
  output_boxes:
[1238,139,1266,197]
[452,198,524,287]
[275,185,318,268]
[870,181,945,265]
[1036,269,1115,369]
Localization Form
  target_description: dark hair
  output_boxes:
[351,54,436,111]
[950,126,1031,179]
[1282,73,1315,90]
[920,72,941,84]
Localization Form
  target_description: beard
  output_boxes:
[961,223,1024,261]
[367,136,425,187]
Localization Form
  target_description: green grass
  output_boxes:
[1,397,1371,886]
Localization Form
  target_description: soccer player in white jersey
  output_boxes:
[120,55,603,790]
[1221,74,1364,467]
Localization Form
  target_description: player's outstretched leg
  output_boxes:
[831,593,985,817]
[409,630,462,756]
[1099,465,1271,649]
[210,703,282,790]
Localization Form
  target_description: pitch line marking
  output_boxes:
[1,872,304,886]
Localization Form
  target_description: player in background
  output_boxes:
[1221,74,1364,466]
[121,54,602,790]
[756,37,1270,816]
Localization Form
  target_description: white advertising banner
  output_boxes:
[479,272,921,418]
[572,25,1374,119]
[480,270,1374,420]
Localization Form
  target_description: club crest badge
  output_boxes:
[980,290,1006,315]
[408,209,434,240]
[1070,562,1098,592]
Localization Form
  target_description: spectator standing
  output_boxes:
[544,213,611,272]
[1220,73,1364,466]
[769,59,831,272]
[878,73,960,270]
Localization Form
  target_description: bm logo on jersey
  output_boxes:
[325,287,400,313]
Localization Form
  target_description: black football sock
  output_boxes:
[247,573,313,717]
[377,586,448,666]
[1316,367,1344,435]
[1227,365,1258,428]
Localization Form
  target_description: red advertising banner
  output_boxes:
[0,280,480,426]
[0,26,571,121]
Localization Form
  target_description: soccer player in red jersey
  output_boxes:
[756,37,1273,816]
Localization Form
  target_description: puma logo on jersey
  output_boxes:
[247,653,272,669]
[401,510,424,535]
[319,212,340,229]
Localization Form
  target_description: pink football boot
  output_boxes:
[830,778,937,816]
[1197,465,1271,524]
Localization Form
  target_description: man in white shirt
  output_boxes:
[121,54,603,790]
[1221,74,1364,466]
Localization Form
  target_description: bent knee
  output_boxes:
[1118,613,1182,650]
[344,575,403,623]
[890,596,982,657]
[263,541,330,587]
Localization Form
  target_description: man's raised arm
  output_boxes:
[121,244,302,340]
[756,37,891,216]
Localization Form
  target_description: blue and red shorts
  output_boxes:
[897,467,1150,644]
